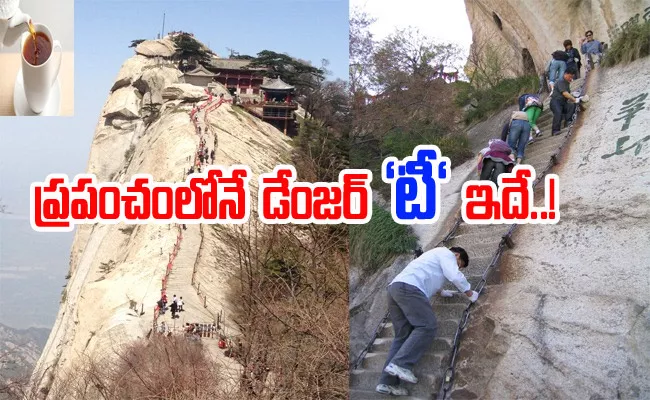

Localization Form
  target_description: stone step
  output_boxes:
[523,150,561,170]
[526,136,568,157]
[452,223,510,238]
[349,388,431,400]
[373,335,452,354]
[448,230,508,248]
[350,369,441,397]
[379,319,460,339]
[451,241,500,260]
[361,350,446,372]
[527,129,569,147]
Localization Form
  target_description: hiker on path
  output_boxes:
[550,68,582,135]
[376,247,478,396]
[580,30,603,69]
[518,93,544,142]
[170,299,178,319]
[477,139,515,186]
[564,39,582,79]
[210,150,215,164]
[547,48,569,92]
[506,110,532,164]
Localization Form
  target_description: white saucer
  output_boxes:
[13,68,61,116]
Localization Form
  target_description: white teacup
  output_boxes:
[20,23,61,114]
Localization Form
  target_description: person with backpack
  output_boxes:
[547,49,569,92]
[506,110,532,164]
[564,40,582,79]
[477,139,515,186]
[518,93,544,141]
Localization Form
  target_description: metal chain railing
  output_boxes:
[436,67,592,400]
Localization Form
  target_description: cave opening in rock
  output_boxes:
[492,12,503,30]
[522,48,537,75]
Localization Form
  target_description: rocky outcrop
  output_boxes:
[110,55,157,92]
[103,87,142,119]
[464,0,649,76]
[134,39,176,58]
[162,83,209,102]
[134,67,182,105]
[31,39,293,398]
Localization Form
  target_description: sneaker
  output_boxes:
[376,384,409,396]
[384,363,418,384]
[528,137,534,144]
[535,129,543,137]
[516,158,522,165]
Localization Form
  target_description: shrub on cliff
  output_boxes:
[222,220,349,399]
[602,21,650,67]
[350,203,418,274]
[43,335,230,400]
[457,75,539,124]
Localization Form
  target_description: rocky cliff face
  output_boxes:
[30,39,292,397]
[464,0,650,76]
[351,3,650,397]
[450,56,650,399]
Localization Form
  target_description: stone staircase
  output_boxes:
[157,223,215,332]
[349,79,585,399]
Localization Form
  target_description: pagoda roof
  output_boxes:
[207,58,268,71]
[183,64,220,77]
[260,77,295,91]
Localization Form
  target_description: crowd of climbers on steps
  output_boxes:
[475,31,595,188]
[374,31,597,398]
[157,294,184,319]
[151,93,246,367]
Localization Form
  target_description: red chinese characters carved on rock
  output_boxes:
[258,165,373,224]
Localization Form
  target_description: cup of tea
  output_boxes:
[20,23,62,114]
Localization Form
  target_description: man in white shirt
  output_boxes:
[376,246,479,396]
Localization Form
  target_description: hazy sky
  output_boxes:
[350,0,473,69]
[0,0,348,330]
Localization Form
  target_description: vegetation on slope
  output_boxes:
[349,10,471,272]
[602,20,650,67]
[456,75,539,124]
[219,68,350,398]
[28,336,228,400]
[350,204,418,274]
[456,32,540,124]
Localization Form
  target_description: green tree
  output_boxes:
[246,50,325,89]
[171,33,211,70]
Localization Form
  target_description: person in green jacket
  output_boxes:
[518,94,544,143]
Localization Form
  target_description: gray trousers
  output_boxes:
[379,282,438,386]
